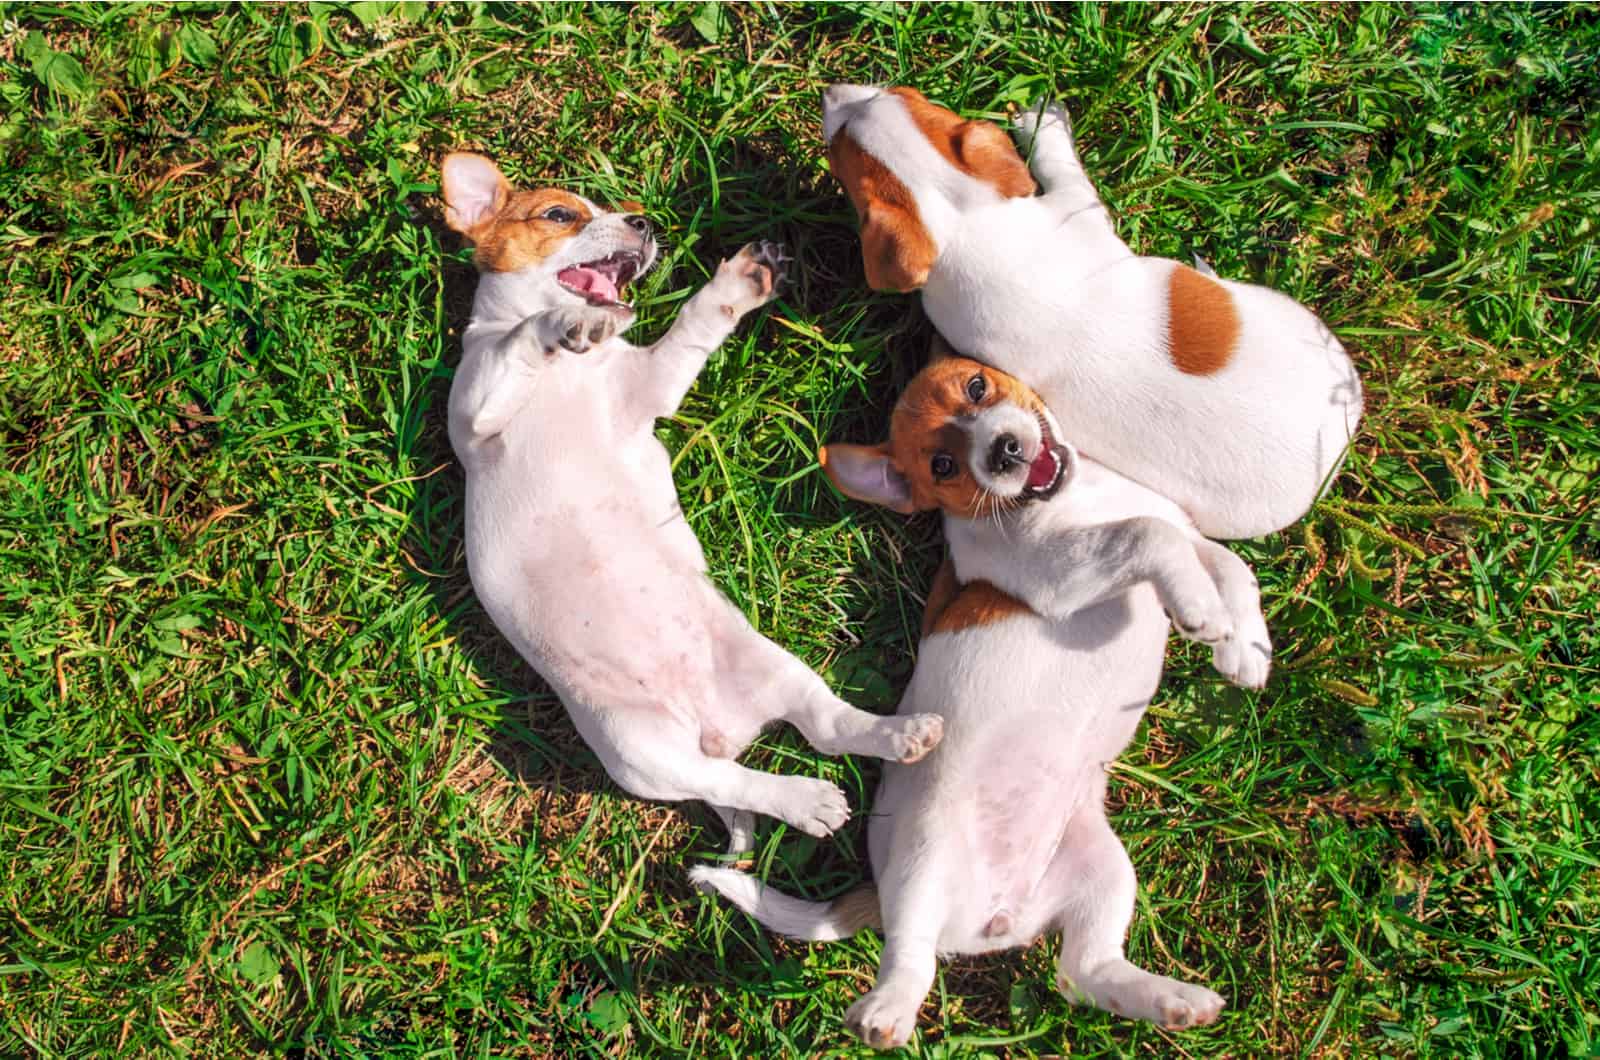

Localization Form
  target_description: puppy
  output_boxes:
[440,153,942,849]
[691,355,1268,1048]
[820,84,1363,539]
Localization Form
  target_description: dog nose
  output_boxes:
[623,214,652,239]
[988,434,1024,474]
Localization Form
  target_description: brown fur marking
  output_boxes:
[1168,264,1240,375]
[470,188,594,273]
[889,87,1037,199]
[887,356,1049,516]
[827,885,883,934]
[446,180,596,273]
[931,580,1033,634]
[828,130,937,292]
[921,555,962,639]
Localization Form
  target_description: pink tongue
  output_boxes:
[1026,448,1059,489]
[558,266,619,304]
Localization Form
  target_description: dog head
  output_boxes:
[821,354,1075,519]
[821,85,1036,292]
[441,152,658,308]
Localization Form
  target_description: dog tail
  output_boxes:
[689,865,880,942]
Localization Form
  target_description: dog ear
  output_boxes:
[819,444,915,513]
[955,121,1037,198]
[442,153,511,236]
[927,330,958,362]
[860,203,936,292]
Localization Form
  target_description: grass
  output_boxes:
[2,2,1597,1056]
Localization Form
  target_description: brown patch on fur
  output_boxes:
[463,188,594,273]
[828,130,937,291]
[826,884,883,934]
[921,554,962,638]
[889,87,1037,199]
[1167,264,1240,374]
[887,356,1048,515]
[931,580,1033,634]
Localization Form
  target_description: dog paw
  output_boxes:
[845,988,921,1050]
[1147,980,1226,1030]
[1163,586,1234,648]
[548,303,633,354]
[1212,633,1272,690]
[1013,100,1074,149]
[783,777,850,838]
[712,240,789,317]
[888,713,944,764]
[1063,965,1225,1030]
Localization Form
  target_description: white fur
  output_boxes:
[447,173,945,850]
[692,391,1267,1048]
[821,87,1363,539]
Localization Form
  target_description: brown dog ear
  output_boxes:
[955,121,1037,198]
[860,203,937,292]
[830,130,938,292]
[441,152,510,236]
[819,444,916,513]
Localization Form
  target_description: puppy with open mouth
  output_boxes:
[692,353,1269,1048]
[820,84,1363,540]
[441,153,942,849]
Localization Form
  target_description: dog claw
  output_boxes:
[845,989,919,1050]
[550,302,631,354]
[784,777,850,837]
[716,240,789,312]
[890,713,944,763]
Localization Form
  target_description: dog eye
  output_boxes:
[541,206,576,224]
[965,374,986,402]
[931,453,957,480]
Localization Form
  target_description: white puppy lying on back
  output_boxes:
[441,153,943,847]
[692,355,1267,1048]
[820,84,1363,539]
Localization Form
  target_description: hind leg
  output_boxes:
[713,623,943,764]
[572,708,851,838]
[1052,812,1225,1029]
[844,872,946,1049]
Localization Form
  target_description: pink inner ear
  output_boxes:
[821,444,914,512]
[442,154,508,231]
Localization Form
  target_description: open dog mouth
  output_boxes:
[556,252,642,307]
[1021,416,1069,501]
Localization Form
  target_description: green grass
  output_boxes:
[2,2,1597,1056]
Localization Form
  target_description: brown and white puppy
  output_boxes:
[692,355,1266,1048]
[821,85,1363,539]
[441,153,942,850]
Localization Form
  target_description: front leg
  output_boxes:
[450,302,633,447]
[1013,101,1118,239]
[623,241,788,422]
[1012,101,1093,204]
[1193,539,1273,689]
[953,517,1235,649]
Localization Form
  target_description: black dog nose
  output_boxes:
[988,434,1024,474]
[623,214,652,238]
